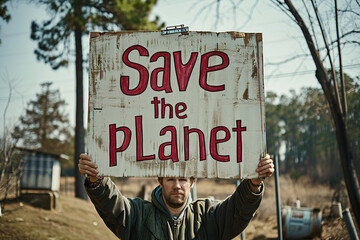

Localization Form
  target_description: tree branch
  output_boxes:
[335,0,348,119]
[282,0,341,116]
[2,80,12,136]
[310,0,343,115]
[302,0,320,50]
[269,0,297,24]
[266,53,310,65]
[338,8,360,16]
[234,0,259,30]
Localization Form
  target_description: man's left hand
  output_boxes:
[251,154,275,186]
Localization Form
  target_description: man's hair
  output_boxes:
[157,177,196,185]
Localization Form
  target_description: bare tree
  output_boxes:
[199,0,360,229]
[269,0,360,229]
[0,78,21,212]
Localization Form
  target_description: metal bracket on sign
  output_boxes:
[161,24,189,35]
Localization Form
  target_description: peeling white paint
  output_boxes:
[87,31,266,178]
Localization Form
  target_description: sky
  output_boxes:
[0,0,359,135]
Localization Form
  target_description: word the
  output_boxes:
[150,97,187,119]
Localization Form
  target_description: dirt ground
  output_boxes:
[0,176,357,239]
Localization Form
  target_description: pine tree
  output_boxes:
[12,82,72,154]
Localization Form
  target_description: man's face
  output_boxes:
[160,178,194,209]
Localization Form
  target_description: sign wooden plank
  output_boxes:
[87,31,266,178]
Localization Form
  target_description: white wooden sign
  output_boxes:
[87,31,266,178]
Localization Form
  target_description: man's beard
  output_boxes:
[164,192,186,208]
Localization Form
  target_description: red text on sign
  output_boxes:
[108,117,247,166]
[120,45,229,95]
[150,97,187,119]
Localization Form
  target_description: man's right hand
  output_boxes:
[78,153,99,182]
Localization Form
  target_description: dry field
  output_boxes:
[0,175,356,239]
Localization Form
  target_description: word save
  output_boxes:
[120,45,230,95]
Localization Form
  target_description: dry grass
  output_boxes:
[0,195,118,240]
[258,175,334,217]
[0,175,355,240]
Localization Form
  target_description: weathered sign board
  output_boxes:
[87,31,266,178]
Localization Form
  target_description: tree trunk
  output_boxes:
[285,0,360,229]
[74,4,87,200]
[330,100,360,228]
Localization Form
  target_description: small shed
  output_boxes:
[21,150,61,191]
[19,149,63,210]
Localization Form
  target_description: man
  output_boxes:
[78,154,274,240]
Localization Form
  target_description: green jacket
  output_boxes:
[85,178,263,240]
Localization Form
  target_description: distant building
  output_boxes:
[19,149,66,210]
